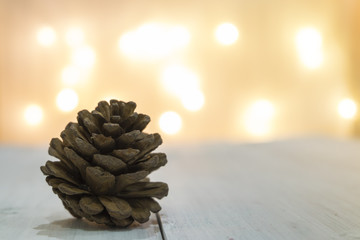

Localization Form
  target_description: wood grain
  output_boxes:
[152,138,360,240]
[0,146,162,240]
[2,138,360,239]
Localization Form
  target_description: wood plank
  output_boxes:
[153,138,360,239]
[0,146,162,240]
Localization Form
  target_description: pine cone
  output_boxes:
[40,100,168,227]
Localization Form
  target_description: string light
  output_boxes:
[24,105,43,125]
[162,64,200,97]
[56,89,79,112]
[244,100,275,136]
[119,23,190,60]
[338,98,357,119]
[161,64,205,111]
[65,28,84,47]
[181,89,205,112]
[215,23,239,45]
[71,46,95,68]
[159,111,182,134]
[37,26,56,47]
[295,27,323,69]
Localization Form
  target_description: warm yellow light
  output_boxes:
[159,111,182,135]
[119,23,190,60]
[162,64,199,97]
[296,27,323,69]
[61,65,81,85]
[37,26,56,46]
[181,89,205,112]
[119,23,170,59]
[65,28,84,47]
[56,89,79,112]
[338,98,357,119]
[24,105,43,125]
[168,26,191,48]
[72,46,95,68]
[215,23,239,45]
[244,100,275,136]
[103,96,123,103]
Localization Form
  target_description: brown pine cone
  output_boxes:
[40,100,168,227]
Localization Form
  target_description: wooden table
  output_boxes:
[1,137,360,239]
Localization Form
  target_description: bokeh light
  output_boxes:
[181,89,205,112]
[296,27,323,69]
[71,46,95,68]
[61,65,81,85]
[244,100,275,136]
[2,2,360,145]
[338,98,357,119]
[215,23,239,45]
[24,105,43,126]
[56,89,79,112]
[37,26,56,47]
[159,111,182,135]
[65,28,84,47]
[119,23,190,60]
[168,26,191,48]
[162,64,200,97]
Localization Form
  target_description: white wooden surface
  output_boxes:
[154,137,360,240]
[0,146,162,240]
[1,137,360,239]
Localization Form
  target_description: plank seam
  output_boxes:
[156,212,167,240]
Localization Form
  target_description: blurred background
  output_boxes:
[0,0,359,145]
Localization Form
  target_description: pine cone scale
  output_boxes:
[111,216,133,227]
[73,137,98,158]
[111,148,140,162]
[79,196,104,215]
[92,134,115,152]
[99,196,132,220]
[64,147,89,179]
[102,123,123,137]
[58,182,90,195]
[77,109,101,134]
[113,171,150,192]
[118,182,169,199]
[96,101,111,121]
[85,166,115,195]
[42,161,81,186]
[92,154,127,174]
